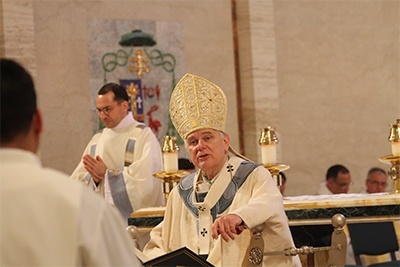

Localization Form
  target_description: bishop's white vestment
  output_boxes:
[143,156,301,266]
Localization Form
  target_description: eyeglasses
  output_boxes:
[96,106,115,115]
[95,101,124,116]
[333,180,353,188]
[367,180,387,187]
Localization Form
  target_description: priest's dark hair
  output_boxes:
[326,164,350,181]
[98,82,130,103]
[0,58,37,143]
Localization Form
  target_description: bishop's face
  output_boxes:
[96,91,128,129]
[185,129,230,179]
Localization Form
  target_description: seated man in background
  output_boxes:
[0,59,139,266]
[294,164,351,262]
[143,73,301,266]
[178,157,196,173]
[363,167,388,194]
[318,164,352,195]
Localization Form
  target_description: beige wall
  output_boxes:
[235,0,399,195]
[274,0,399,195]
[2,0,399,196]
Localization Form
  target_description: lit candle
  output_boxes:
[392,142,400,155]
[163,152,178,173]
[259,127,279,165]
[162,136,179,173]
[261,144,277,165]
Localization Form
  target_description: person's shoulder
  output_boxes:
[126,121,151,133]
[41,167,87,192]
[42,168,114,211]
[41,166,72,178]
[233,159,271,183]
[87,131,103,143]
[317,181,332,195]
[129,123,160,142]
[179,172,196,188]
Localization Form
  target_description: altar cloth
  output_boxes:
[128,193,400,228]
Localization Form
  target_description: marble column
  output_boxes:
[1,0,37,75]
[235,0,280,162]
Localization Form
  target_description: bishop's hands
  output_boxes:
[211,214,246,242]
[82,154,107,184]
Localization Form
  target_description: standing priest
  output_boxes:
[71,83,164,220]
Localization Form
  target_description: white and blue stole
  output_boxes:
[178,157,259,255]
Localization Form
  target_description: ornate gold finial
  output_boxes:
[259,126,279,145]
[379,119,400,194]
[129,49,150,79]
[388,119,400,155]
[162,136,179,154]
[388,119,400,143]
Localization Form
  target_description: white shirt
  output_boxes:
[317,181,334,195]
[0,148,140,266]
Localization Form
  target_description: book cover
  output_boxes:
[139,247,214,267]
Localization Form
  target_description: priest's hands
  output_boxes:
[211,214,246,242]
[82,154,107,184]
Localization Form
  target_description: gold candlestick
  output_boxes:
[379,119,400,194]
[154,170,190,204]
[259,127,289,186]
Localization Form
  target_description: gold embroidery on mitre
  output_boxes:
[169,74,227,139]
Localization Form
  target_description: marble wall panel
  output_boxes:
[87,19,184,144]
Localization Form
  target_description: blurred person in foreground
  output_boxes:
[0,58,139,266]
[318,164,352,195]
[143,74,301,266]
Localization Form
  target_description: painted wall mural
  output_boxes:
[87,20,185,148]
